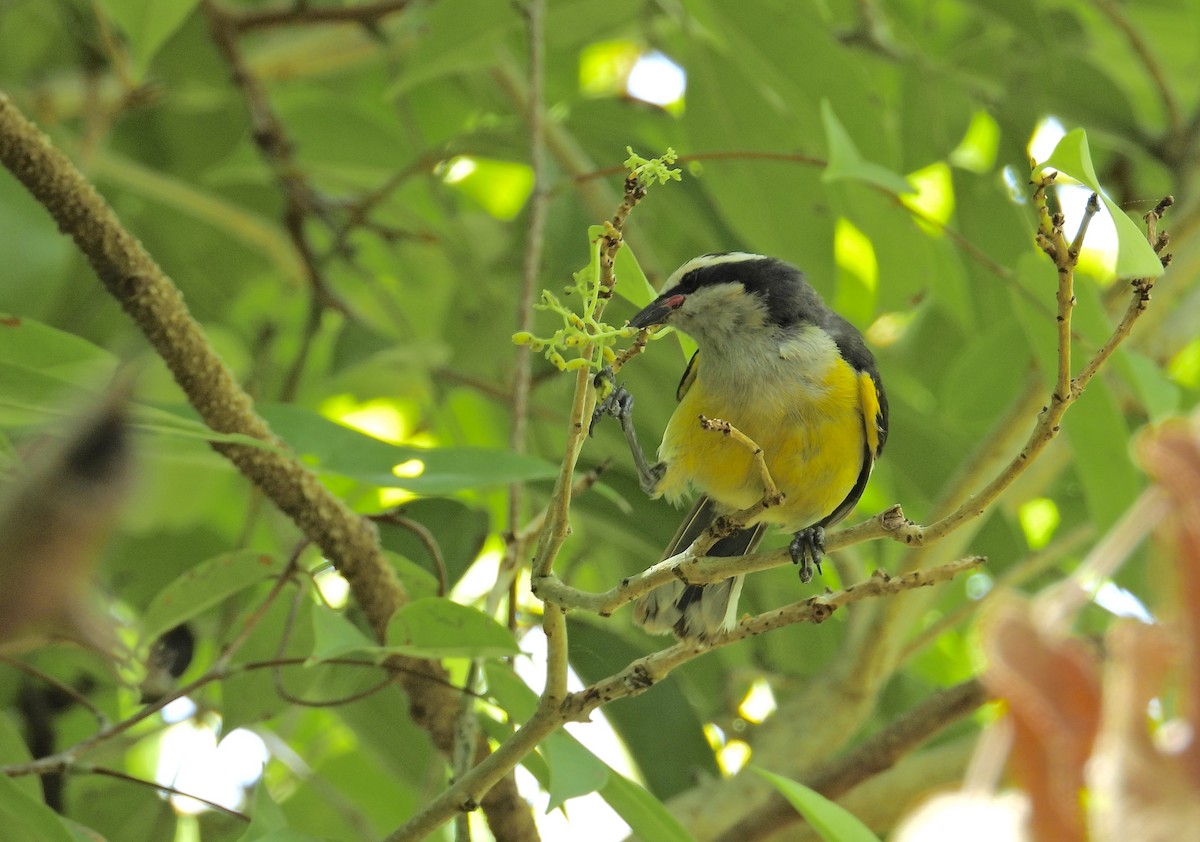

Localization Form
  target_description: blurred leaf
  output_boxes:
[821,100,914,196]
[0,772,77,842]
[90,149,302,282]
[235,779,289,842]
[1114,349,1180,423]
[0,315,114,373]
[98,0,200,80]
[583,226,656,308]
[384,550,442,601]
[310,605,377,663]
[600,770,697,842]
[753,768,881,842]
[386,0,520,96]
[0,713,39,800]
[381,597,520,659]
[223,597,316,732]
[483,661,538,721]
[140,550,284,648]
[1064,381,1141,530]
[259,403,558,493]
[241,832,331,842]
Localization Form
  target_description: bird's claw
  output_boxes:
[590,368,634,436]
[789,526,826,584]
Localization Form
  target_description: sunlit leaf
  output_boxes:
[260,404,559,494]
[1038,129,1164,279]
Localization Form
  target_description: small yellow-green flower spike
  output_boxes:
[512,249,638,372]
[625,147,682,187]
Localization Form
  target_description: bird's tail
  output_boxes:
[634,497,764,641]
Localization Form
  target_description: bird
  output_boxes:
[594,252,888,641]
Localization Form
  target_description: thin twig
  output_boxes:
[85,765,250,821]
[1089,0,1183,136]
[386,557,978,841]
[372,510,450,596]
[0,654,108,726]
[233,0,416,32]
[536,192,1167,622]
[503,0,551,628]
[899,522,1095,662]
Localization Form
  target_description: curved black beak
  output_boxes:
[629,293,684,329]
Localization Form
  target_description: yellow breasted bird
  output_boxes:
[595,253,888,640]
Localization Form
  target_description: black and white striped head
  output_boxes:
[629,253,828,347]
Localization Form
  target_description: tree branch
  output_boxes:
[714,679,990,842]
[0,90,534,841]
[385,557,979,840]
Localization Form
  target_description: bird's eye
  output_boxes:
[677,271,701,294]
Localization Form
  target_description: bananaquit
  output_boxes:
[595,253,888,641]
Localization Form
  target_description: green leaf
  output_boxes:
[583,226,656,308]
[222,598,316,732]
[259,403,559,494]
[543,732,609,812]
[1114,348,1180,423]
[484,661,539,722]
[821,100,914,196]
[0,772,77,842]
[0,314,114,373]
[0,713,39,801]
[235,779,289,842]
[241,832,333,842]
[1038,129,1164,279]
[753,768,881,842]
[385,0,520,97]
[310,606,378,663]
[0,363,80,427]
[140,550,285,648]
[381,597,520,659]
[0,316,116,427]
[565,618,720,794]
[599,771,697,842]
[98,0,200,80]
[1064,380,1141,531]
[383,550,442,602]
[131,403,281,450]
[378,499,488,591]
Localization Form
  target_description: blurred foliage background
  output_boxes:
[1,0,1198,840]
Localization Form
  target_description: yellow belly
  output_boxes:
[656,362,866,531]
